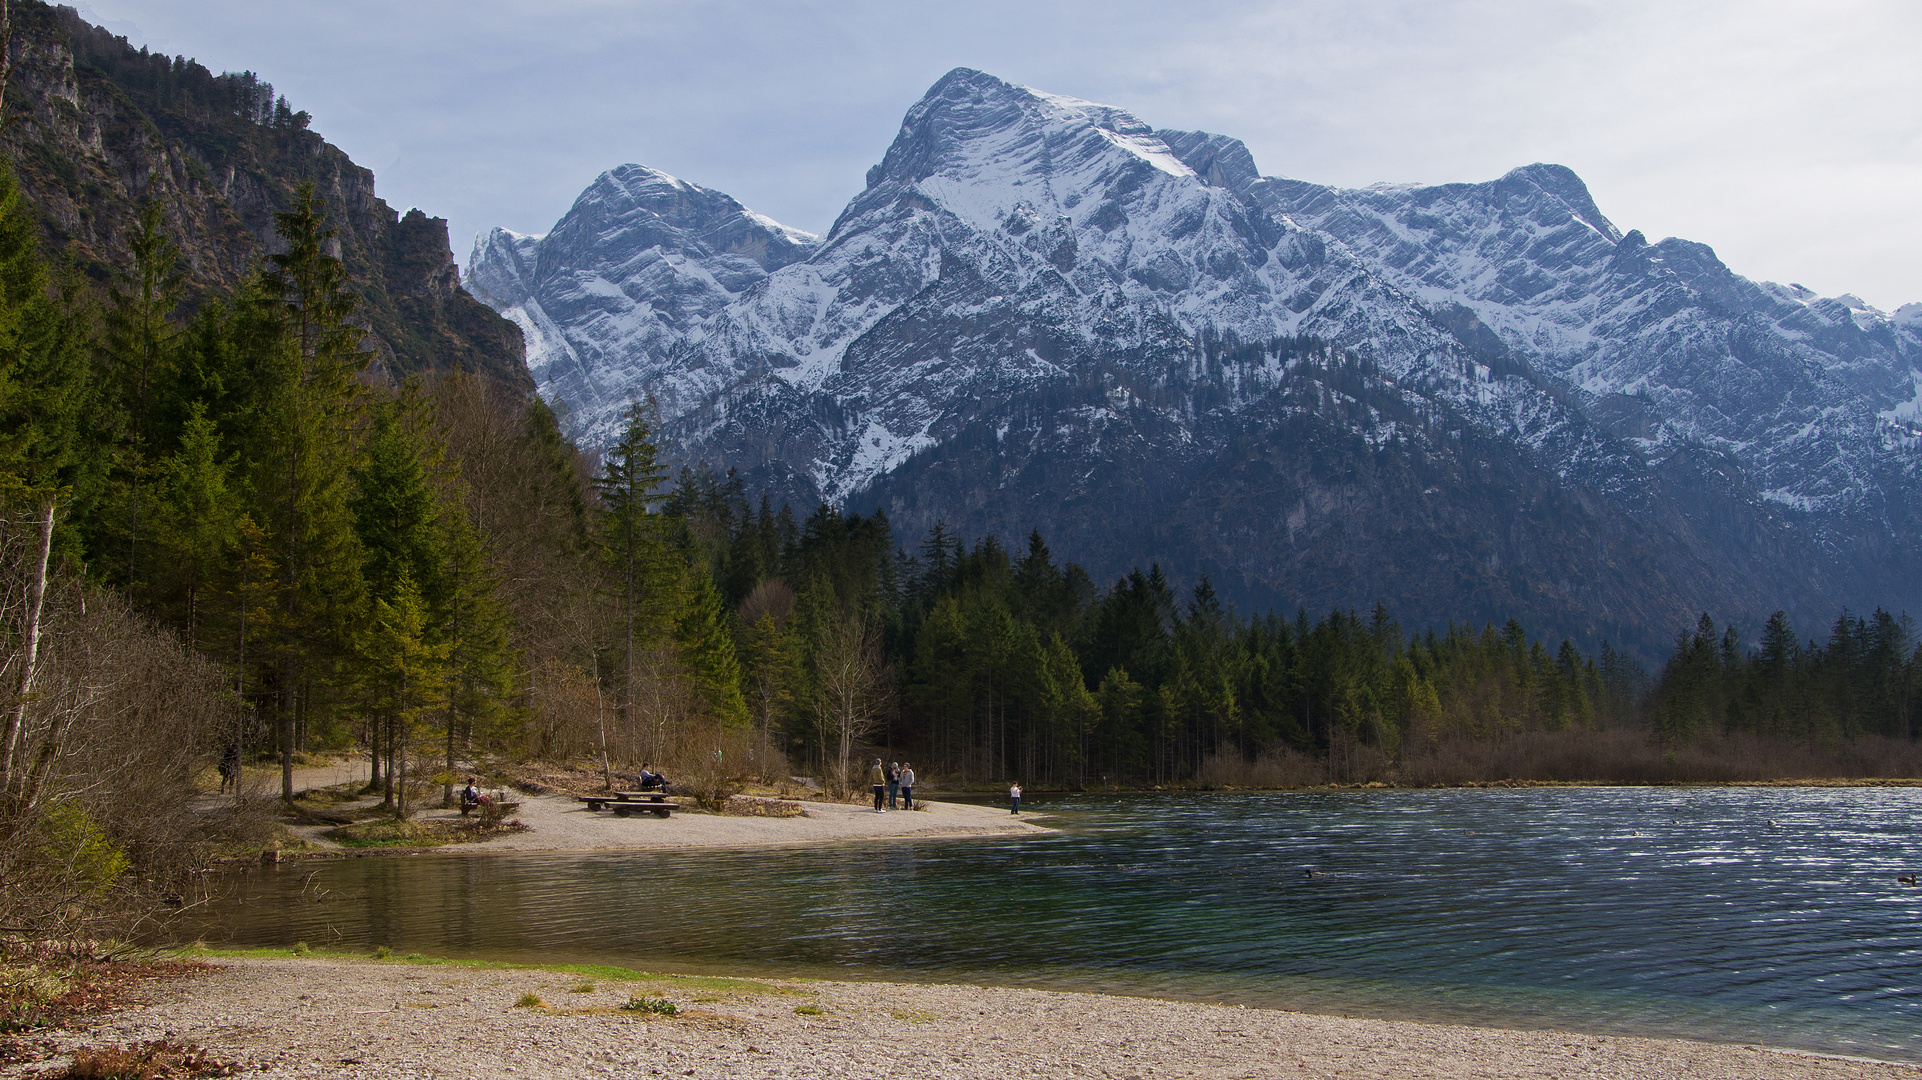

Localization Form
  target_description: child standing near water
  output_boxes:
[1010,782,1022,814]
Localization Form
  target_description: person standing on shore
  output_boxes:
[899,763,916,810]
[887,761,901,809]
[869,759,887,812]
[1010,781,1022,815]
[218,742,241,795]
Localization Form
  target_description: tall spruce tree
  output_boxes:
[359,573,449,816]
[595,401,666,731]
[254,182,369,800]
[150,404,239,650]
[99,201,186,596]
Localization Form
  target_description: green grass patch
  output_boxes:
[620,996,677,1015]
[179,947,789,995]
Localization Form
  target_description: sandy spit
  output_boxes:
[252,758,1048,856]
[18,957,1918,1080]
[433,792,1048,854]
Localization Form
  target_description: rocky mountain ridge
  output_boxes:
[6,2,529,388]
[469,68,1921,650]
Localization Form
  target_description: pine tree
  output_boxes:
[676,566,746,726]
[595,400,667,731]
[358,573,450,817]
[438,503,516,804]
[739,610,795,776]
[150,404,238,649]
[228,514,283,769]
[350,406,445,607]
[252,182,370,800]
[99,200,186,595]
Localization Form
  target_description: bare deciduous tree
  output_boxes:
[0,514,260,940]
[814,611,889,797]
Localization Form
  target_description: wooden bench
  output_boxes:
[579,791,675,817]
[461,800,520,818]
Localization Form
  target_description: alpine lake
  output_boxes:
[189,787,1922,1064]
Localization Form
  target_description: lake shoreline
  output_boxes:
[24,955,1920,1079]
[238,772,1922,866]
[252,790,1051,864]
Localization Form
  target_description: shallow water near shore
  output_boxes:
[190,787,1922,1062]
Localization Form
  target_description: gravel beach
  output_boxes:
[130,766,1911,1077]
[21,957,1918,1079]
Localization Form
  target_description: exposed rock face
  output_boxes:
[1240,163,1921,542]
[465,164,816,442]
[4,2,529,389]
[470,67,1922,650]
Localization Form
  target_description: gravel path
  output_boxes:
[21,957,1917,1079]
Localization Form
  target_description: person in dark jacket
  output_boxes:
[886,761,901,809]
[218,743,241,795]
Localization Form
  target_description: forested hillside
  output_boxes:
[0,0,528,387]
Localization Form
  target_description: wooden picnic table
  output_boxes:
[579,791,675,817]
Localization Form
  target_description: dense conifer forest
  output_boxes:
[2,83,1920,934]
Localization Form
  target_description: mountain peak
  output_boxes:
[862,68,1187,193]
[1497,163,1621,242]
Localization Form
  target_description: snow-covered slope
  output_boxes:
[465,163,817,444]
[1241,162,1922,539]
[467,68,1922,646]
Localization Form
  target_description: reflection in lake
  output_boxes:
[190,787,1922,1062]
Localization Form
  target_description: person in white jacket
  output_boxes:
[898,764,916,810]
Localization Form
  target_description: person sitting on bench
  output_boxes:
[637,764,668,792]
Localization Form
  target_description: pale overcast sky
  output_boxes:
[76,0,1922,310]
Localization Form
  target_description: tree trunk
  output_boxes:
[444,712,455,807]
[382,712,396,809]
[1,498,55,793]
[280,656,295,802]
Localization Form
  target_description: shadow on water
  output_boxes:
[187,787,1922,1063]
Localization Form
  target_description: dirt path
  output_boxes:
[20,957,1915,1079]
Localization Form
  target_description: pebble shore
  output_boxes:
[23,957,1918,1079]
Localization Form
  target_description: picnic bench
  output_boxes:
[578,791,676,818]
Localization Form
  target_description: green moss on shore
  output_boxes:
[177,946,793,995]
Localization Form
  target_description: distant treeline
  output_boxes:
[1649,611,1920,748]
[661,468,1922,786]
[57,6,312,129]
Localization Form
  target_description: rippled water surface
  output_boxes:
[197,788,1922,1061]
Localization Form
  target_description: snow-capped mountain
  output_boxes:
[468,68,1921,647]
[1239,163,1922,541]
[464,164,817,442]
